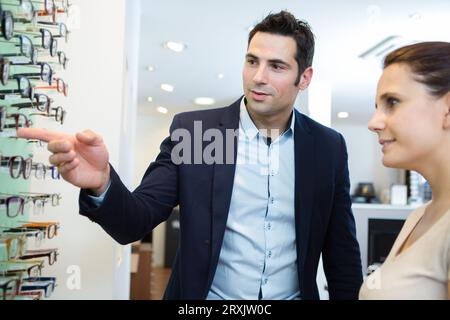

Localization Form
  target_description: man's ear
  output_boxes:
[443,92,450,130]
[298,67,313,91]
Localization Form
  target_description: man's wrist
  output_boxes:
[89,166,111,196]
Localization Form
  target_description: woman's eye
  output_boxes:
[386,97,399,107]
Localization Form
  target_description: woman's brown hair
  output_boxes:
[384,42,450,98]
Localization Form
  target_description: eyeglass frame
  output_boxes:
[0,195,25,218]
[19,248,58,266]
[0,152,33,179]
[0,107,34,131]
[0,75,34,100]
[0,260,44,277]
[30,105,65,124]
[4,62,54,86]
[9,92,53,113]
[0,277,20,300]
[19,222,60,240]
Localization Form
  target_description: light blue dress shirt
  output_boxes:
[207,98,299,300]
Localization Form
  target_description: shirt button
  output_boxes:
[264,279,268,285]
[270,198,274,204]
[267,223,272,230]
[268,251,272,258]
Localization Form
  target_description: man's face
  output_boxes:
[243,32,304,118]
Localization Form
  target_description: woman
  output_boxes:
[360,41,450,300]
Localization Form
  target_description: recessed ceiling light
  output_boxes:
[338,112,350,119]
[147,97,153,102]
[194,97,216,106]
[147,65,155,72]
[164,41,186,53]
[161,84,174,92]
[217,73,225,79]
[157,107,168,114]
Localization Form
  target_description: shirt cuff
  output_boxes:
[87,181,112,207]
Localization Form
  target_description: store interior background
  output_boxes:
[41,0,449,299]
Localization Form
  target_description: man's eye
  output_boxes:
[271,64,283,70]
[247,59,256,65]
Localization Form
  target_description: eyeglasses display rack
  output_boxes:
[0,0,70,300]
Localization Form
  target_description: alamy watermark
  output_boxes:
[170,121,281,175]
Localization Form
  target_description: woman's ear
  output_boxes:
[443,92,450,129]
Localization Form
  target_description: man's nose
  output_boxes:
[253,65,268,84]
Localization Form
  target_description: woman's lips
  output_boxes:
[379,139,396,152]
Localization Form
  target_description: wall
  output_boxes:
[28,0,130,299]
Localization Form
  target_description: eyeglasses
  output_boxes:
[21,280,55,298]
[0,152,33,179]
[0,234,27,260]
[29,162,60,180]
[34,77,67,96]
[0,0,36,23]
[1,227,45,247]
[19,222,60,239]
[8,63,54,85]
[0,277,20,300]
[9,93,53,113]
[0,260,44,277]
[0,76,34,99]
[0,35,37,63]
[30,105,65,124]
[0,195,25,218]
[0,9,14,41]
[20,192,61,206]
[0,75,67,100]
[22,222,60,239]
[0,108,34,131]
[19,248,58,265]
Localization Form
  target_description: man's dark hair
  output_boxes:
[248,11,315,86]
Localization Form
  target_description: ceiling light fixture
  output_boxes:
[161,84,174,92]
[337,112,350,119]
[147,97,153,102]
[157,107,168,114]
[147,65,155,72]
[194,97,216,106]
[164,41,186,53]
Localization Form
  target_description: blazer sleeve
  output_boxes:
[322,133,363,300]
[78,116,181,245]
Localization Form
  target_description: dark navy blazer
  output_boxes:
[79,97,363,300]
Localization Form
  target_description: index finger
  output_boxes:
[16,128,70,143]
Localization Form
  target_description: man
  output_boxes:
[18,11,362,299]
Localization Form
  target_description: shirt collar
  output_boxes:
[239,97,296,142]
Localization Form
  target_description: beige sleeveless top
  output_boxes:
[359,205,450,300]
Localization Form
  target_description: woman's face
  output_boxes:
[368,63,449,170]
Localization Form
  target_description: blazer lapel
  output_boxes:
[205,98,241,292]
[294,110,315,274]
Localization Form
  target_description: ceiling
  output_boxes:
[137,0,450,125]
